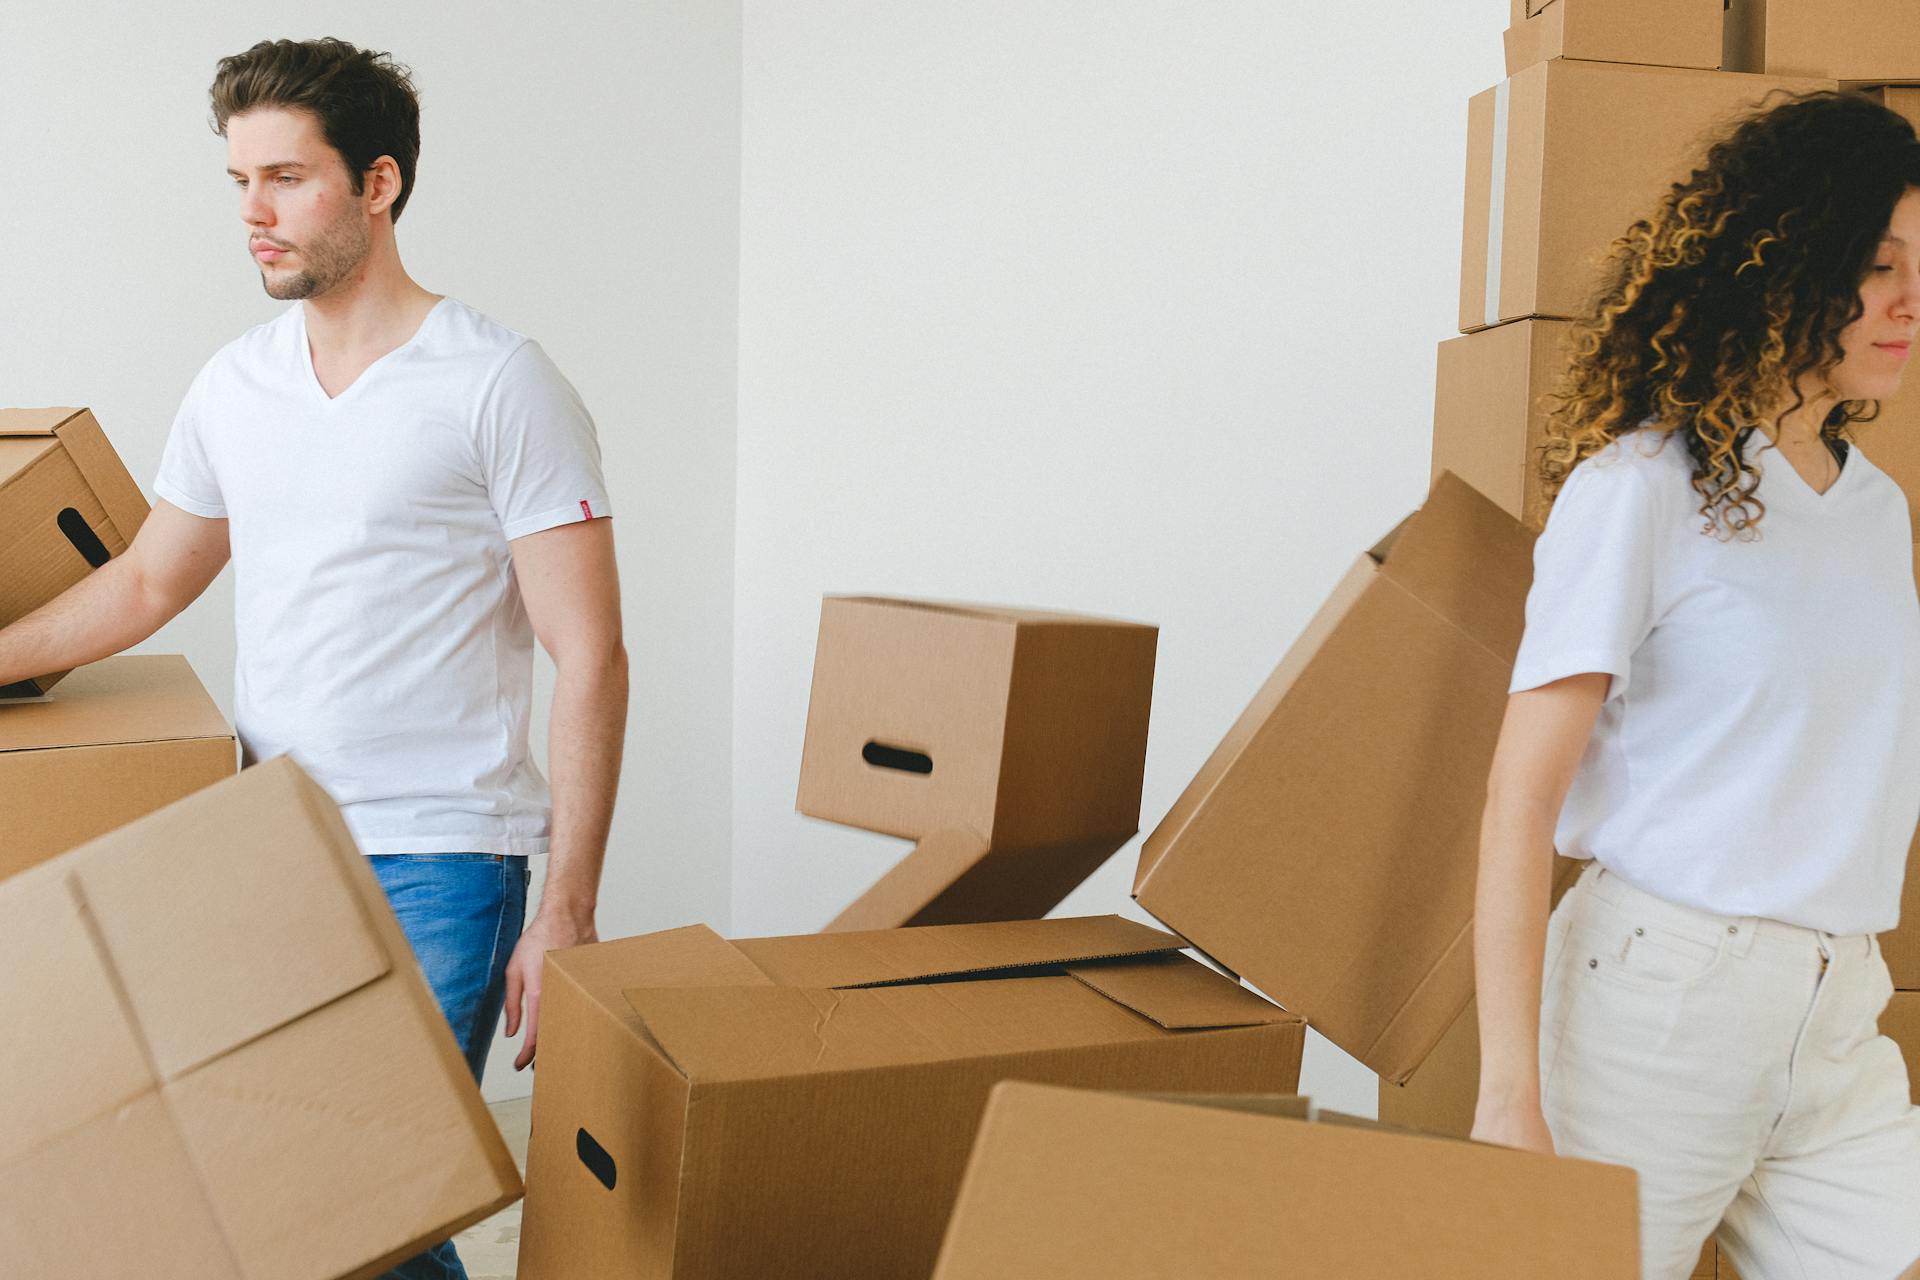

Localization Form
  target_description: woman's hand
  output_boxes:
[1471,1097,1558,1155]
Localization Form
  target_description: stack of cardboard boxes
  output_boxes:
[1,408,522,1278]
[1419,6,1920,1275]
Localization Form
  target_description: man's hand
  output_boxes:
[502,903,598,1070]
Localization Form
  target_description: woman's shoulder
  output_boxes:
[1563,429,1692,503]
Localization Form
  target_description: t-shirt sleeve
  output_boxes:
[1508,454,1663,702]
[152,365,228,519]
[476,340,612,541]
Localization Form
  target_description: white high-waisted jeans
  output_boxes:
[1541,863,1920,1280]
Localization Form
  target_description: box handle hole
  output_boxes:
[57,508,112,569]
[862,742,933,775]
[577,1128,617,1190]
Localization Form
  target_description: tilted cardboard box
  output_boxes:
[1431,317,1575,529]
[929,1083,1640,1278]
[0,407,149,696]
[1725,0,1920,84]
[1461,61,1831,332]
[0,756,522,1279]
[517,915,1302,1280]
[1504,0,1722,77]
[0,655,236,881]
[797,596,1157,929]
[1134,473,1534,1083]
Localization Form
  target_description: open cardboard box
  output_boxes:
[1133,472,1536,1083]
[517,915,1302,1279]
[1725,0,1920,84]
[797,596,1157,929]
[0,756,521,1278]
[1503,0,1722,77]
[0,654,235,882]
[0,407,149,696]
[929,1082,1639,1278]
[1461,61,1830,332]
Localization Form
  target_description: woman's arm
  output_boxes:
[1470,671,1610,1152]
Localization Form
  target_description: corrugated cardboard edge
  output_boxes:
[54,409,150,544]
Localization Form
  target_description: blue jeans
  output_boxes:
[369,853,530,1280]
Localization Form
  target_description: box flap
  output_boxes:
[70,756,391,1080]
[1064,954,1291,1030]
[823,828,993,932]
[623,967,1182,1083]
[828,595,1152,629]
[0,868,155,1165]
[829,830,1134,931]
[0,655,230,753]
[1372,472,1535,659]
[0,406,83,438]
[734,914,1182,989]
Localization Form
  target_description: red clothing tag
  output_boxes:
[580,500,593,521]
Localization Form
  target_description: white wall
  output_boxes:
[732,2,1508,1115]
[1,0,742,1102]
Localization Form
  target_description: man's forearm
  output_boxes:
[537,646,629,918]
[0,558,166,688]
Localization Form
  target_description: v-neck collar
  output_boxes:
[1743,429,1854,505]
[297,297,450,405]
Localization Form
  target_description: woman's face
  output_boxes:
[1831,186,1920,402]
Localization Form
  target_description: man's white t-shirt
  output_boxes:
[155,297,611,855]
[1509,429,1920,935]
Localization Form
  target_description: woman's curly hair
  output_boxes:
[1540,90,1920,536]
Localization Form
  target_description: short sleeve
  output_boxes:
[153,365,228,519]
[1508,453,1663,702]
[476,340,612,541]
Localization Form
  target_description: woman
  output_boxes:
[1472,90,1920,1279]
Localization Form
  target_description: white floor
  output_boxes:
[452,1096,532,1280]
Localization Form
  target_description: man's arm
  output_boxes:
[0,500,231,687]
[501,516,627,1070]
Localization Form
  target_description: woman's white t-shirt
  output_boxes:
[154,298,612,856]
[1509,429,1920,934]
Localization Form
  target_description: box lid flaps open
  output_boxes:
[734,914,1181,989]
[1063,953,1290,1030]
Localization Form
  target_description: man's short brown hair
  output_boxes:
[210,38,422,223]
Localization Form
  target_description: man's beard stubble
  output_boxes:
[259,207,370,301]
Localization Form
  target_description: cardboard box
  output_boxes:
[1504,0,1722,77]
[797,596,1157,929]
[1432,317,1575,529]
[1726,0,1920,84]
[1887,991,1920,1097]
[1461,61,1831,332]
[929,1083,1640,1278]
[517,915,1303,1280]
[0,756,522,1279]
[1134,472,1534,1083]
[0,654,235,881]
[0,406,149,696]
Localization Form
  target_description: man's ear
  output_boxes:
[365,155,403,218]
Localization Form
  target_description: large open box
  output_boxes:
[797,596,1157,929]
[1725,0,1920,84]
[517,915,1302,1279]
[929,1082,1639,1278]
[0,654,235,881]
[0,756,522,1278]
[1461,60,1830,332]
[1133,472,1534,1083]
[0,407,149,696]
[1503,0,1722,77]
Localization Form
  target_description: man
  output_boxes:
[0,38,625,1280]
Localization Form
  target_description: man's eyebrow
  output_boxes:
[1884,235,1908,248]
[224,161,308,177]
